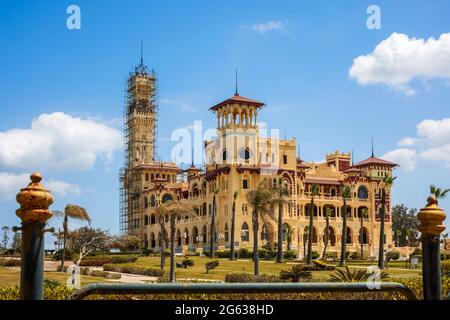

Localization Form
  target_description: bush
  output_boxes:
[323,252,338,260]
[0,258,21,267]
[182,259,194,268]
[52,249,77,261]
[238,248,252,258]
[284,250,296,260]
[103,264,164,277]
[441,261,450,276]
[349,252,360,260]
[225,273,280,283]
[386,251,400,261]
[216,250,231,258]
[205,260,219,273]
[312,260,336,270]
[141,249,153,256]
[311,251,320,260]
[78,255,138,266]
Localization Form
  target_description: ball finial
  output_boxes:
[30,172,42,183]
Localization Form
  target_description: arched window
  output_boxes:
[241,222,249,241]
[346,227,352,244]
[222,149,227,162]
[240,148,250,161]
[176,229,182,247]
[150,214,156,225]
[225,223,229,242]
[150,233,156,248]
[261,225,266,241]
[144,215,149,225]
[193,227,199,244]
[162,193,173,203]
[150,195,156,207]
[282,223,290,241]
[202,225,207,243]
[144,196,148,208]
[357,186,369,199]
[184,228,189,245]
[359,227,369,244]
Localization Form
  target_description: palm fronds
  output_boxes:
[279,264,312,282]
[329,266,389,282]
[64,204,91,223]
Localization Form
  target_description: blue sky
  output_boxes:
[1,0,450,244]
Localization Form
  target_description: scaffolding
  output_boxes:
[119,60,158,235]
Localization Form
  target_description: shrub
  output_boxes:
[77,255,138,266]
[182,259,194,268]
[238,248,252,258]
[284,250,296,260]
[349,252,360,260]
[312,260,336,270]
[257,249,268,259]
[311,251,320,260]
[216,250,231,258]
[386,251,400,261]
[103,264,164,277]
[0,258,21,267]
[323,252,338,260]
[44,279,61,289]
[441,260,450,276]
[205,260,219,273]
[225,273,279,283]
[52,249,77,261]
[279,265,312,282]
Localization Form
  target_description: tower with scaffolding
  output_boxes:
[119,48,159,235]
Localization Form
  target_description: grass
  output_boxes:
[0,267,110,287]
[110,256,420,281]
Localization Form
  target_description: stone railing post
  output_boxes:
[13,173,54,300]
[417,196,446,300]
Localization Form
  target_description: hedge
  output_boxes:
[225,273,280,283]
[0,258,21,267]
[78,255,138,266]
[103,264,164,277]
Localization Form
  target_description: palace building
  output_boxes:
[120,58,398,259]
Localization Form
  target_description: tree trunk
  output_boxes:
[210,195,216,259]
[252,209,259,275]
[60,215,68,272]
[322,216,329,259]
[360,215,364,260]
[378,189,386,269]
[307,198,314,265]
[160,223,166,270]
[169,216,176,282]
[229,200,236,261]
[340,201,347,266]
[277,203,283,263]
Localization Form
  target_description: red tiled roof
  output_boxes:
[304,178,341,186]
[353,156,398,168]
[209,94,264,111]
[344,167,363,173]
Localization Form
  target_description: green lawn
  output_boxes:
[0,267,110,287]
[112,256,421,281]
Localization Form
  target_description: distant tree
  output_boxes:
[339,185,352,267]
[67,227,111,253]
[1,226,10,252]
[307,184,320,264]
[229,191,238,261]
[322,207,332,259]
[109,234,140,252]
[11,231,21,253]
[52,204,91,272]
[391,204,419,247]
[210,188,219,259]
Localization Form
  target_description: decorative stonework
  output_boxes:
[16,173,53,223]
[418,196,446,236]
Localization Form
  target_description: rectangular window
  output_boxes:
[283,155,288,164]
[243,179,249,189]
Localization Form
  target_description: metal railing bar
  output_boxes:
[69,282,417,300]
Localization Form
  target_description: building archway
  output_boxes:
[241,222,250,241]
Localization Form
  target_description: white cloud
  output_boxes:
[0,112,122,171]
[388,118,450,171]
[46,180,81,197]
[160,98,196,112]
[349,32,450,94]
[241,21,287,34]
[382,148,417,172]
[0,172,80,200]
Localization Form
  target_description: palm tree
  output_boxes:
[359,207,368,260]
[339,185,351,267]
[246,180,273,275]
[52,205,91,272]
[155,195,169,270]
[158,199,195,282]
[329,266,388,282]
[229,191,238,261]
[378,175,397,269]
[307,184,320,264]
[322,207,332,259]
[429,185,450,204]
[210,188,219,259]
[286,225,295,251]
[270,178,291,263]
